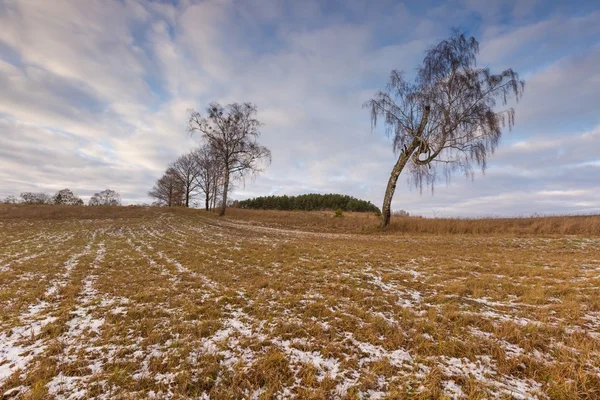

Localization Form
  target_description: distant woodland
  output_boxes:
[237,194,380,213]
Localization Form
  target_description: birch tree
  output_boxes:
[188,102,271,216]
[365,31,524,228]
[171,152,201,208]
[192,144,223,211]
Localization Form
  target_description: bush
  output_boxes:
[334,208,344,218]
[392,209,410,217]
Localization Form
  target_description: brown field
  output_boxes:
[1,205,599,399]
[224,208,600,236]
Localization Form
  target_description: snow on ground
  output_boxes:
[2,213,599,398]
[47,242,132,399]
[0,313,57,386]
[438,356,547,399]
[45,240,94,297]
[363,271,424,309]
[0,238,95,388]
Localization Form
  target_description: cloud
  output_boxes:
[0,0,598,217]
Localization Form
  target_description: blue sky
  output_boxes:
[0,0,599,216]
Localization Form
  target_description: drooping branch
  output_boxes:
[365,30,525,227]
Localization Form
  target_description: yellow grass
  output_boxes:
[224,208,600,236]
[0,205,599,399]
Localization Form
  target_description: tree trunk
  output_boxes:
[205,194,209,211]
[212,181,217,211]
[381,148,414,228]
[381,106,430,228]
[219,168,229,216]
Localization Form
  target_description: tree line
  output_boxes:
[149,102,271,215]
[237,194,380,213]
[2,189,122,206]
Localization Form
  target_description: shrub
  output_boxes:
[392,209,410,217]
[334,208,344,218]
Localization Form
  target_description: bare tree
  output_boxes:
[89,189,122,206]
[192,144,223,211]
[365,31,524,228]
[148,167,185,207]
[20,192,53,205]
[2,195,19,204]
[171,152,201,208]
[188,102,271,216]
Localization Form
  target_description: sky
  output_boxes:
[1,0,599,217]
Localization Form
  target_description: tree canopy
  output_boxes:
[237,194,380,213]
[89,189,122,206]
[53,189,83,205]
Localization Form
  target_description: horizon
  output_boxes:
[1,0,599,217]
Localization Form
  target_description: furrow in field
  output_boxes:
[0,236,96,391]
[44,242,126,399]
[0,232,76,272]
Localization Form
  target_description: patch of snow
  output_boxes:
[442,380,464,399]
[275,339,341,381]
[438,356,547,399]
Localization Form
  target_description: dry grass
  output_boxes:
[1,205,599,399]
[224,208,600,236]
[0,204,163,220]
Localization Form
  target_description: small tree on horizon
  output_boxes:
[20,192,53,205]
[188,102,271,216]
[53,189,83,205]
[89,189,122,206]
[148,167,185,207]
[2,195,19,204]
[365,30,524,228]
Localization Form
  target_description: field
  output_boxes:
[1,206,599,399]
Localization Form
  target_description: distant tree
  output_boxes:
[188,102,271,216]
[148,167,185,207]
[53,189,84,205]
[20,192,53,205]
[238,193,380,213]
[171,152,201,208]
[392,209,410,217]
[2,195,19,204]
[89,189,122,206]
[192,144,224,211]
[365,30,524,228]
